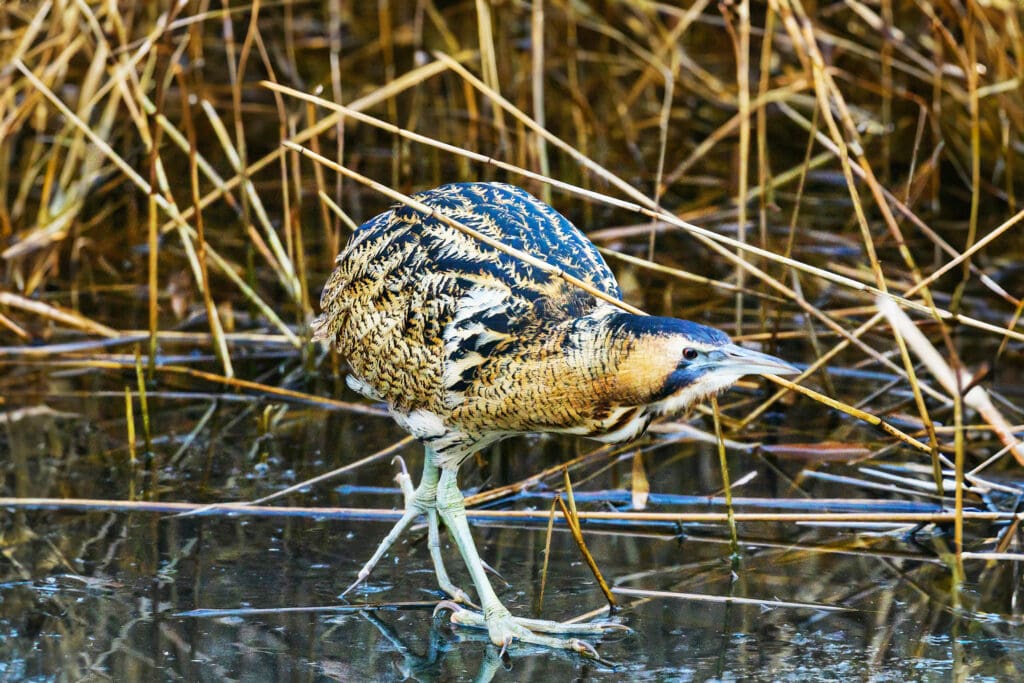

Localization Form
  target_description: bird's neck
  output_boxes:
[556,309,676,406]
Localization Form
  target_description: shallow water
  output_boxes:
[3,386,1022,682]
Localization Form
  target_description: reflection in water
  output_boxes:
[2,403,1023,680]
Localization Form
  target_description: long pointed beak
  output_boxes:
[709,343,801,377]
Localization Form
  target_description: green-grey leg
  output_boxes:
[342,449,469,602]
[433,466,626,655]
[417,452,472,603]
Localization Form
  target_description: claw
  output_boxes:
[499,635,513,661]
[571,638,599,659]
[391,455,410,477]
[448,587,475,606]
[479,558,510,587]
[340,568,370,598]
[572,638,615,667]
[433,599,465,619]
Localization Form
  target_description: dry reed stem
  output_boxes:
[10,58,299,349]
[179,75,234,379]
[771,1,948,490]
[611,587,850,612]
[560,470,616,609]
[1,357,385,415]
[728,0,752,336]
[630,449,651,511]
[536,496,559,615]
[175,436,416,519]
[530,0,550,205]
[711,395,740,556]
[766,374,931,453]
[0,331,294,357]
[878,297,1024,465]
[0,291,118,338]
[596,247,789,303]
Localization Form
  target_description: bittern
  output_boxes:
[313,182,797,656]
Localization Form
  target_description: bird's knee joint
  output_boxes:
[411,490,436,511]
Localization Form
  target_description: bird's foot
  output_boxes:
[434,601,628,660]
[343,457,474,605]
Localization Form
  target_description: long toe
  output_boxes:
[443,585,475,605]
[504,614,629,637]
[436,602,627,657]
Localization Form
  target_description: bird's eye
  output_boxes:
[683,348,699,361]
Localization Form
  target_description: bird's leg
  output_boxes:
[342,450,470,603]
[418,453,473,603]
[433,467,626,656]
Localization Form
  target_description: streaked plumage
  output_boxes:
[314,181,797,654]
[314,182,787,469]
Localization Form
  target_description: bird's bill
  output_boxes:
[708,343,801,377]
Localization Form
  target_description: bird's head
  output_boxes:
[608,315,799,416]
